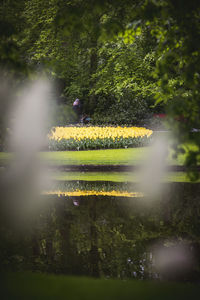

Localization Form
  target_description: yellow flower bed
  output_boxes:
[48,126,153,150]
[43,190,144,198]
[49,126,152,141]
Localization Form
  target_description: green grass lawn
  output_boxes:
[51,171,196,182]
[40,148,148,165]
[2,272,200,300]
[0,147,187,166]
[40,147,188,166]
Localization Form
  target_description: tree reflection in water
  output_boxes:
[0,182,200,282]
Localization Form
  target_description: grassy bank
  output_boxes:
[0,147,187,166]
[51,171,196,182]
[2,272,200,300]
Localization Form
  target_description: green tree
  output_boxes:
[90,30,157,124]
[137,0,200,178]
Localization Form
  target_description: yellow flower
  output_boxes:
[48,126,153,142]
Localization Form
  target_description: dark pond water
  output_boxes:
[1,181,200,283]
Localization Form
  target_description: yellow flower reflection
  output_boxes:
[43,190,144,197]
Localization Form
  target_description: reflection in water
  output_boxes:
[43,190,143,197]
[0,181,200,282]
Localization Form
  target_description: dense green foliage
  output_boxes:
[91,36,157,124]
[139,0,200,178]
[0,0,159,126]
[0,0,26,72]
